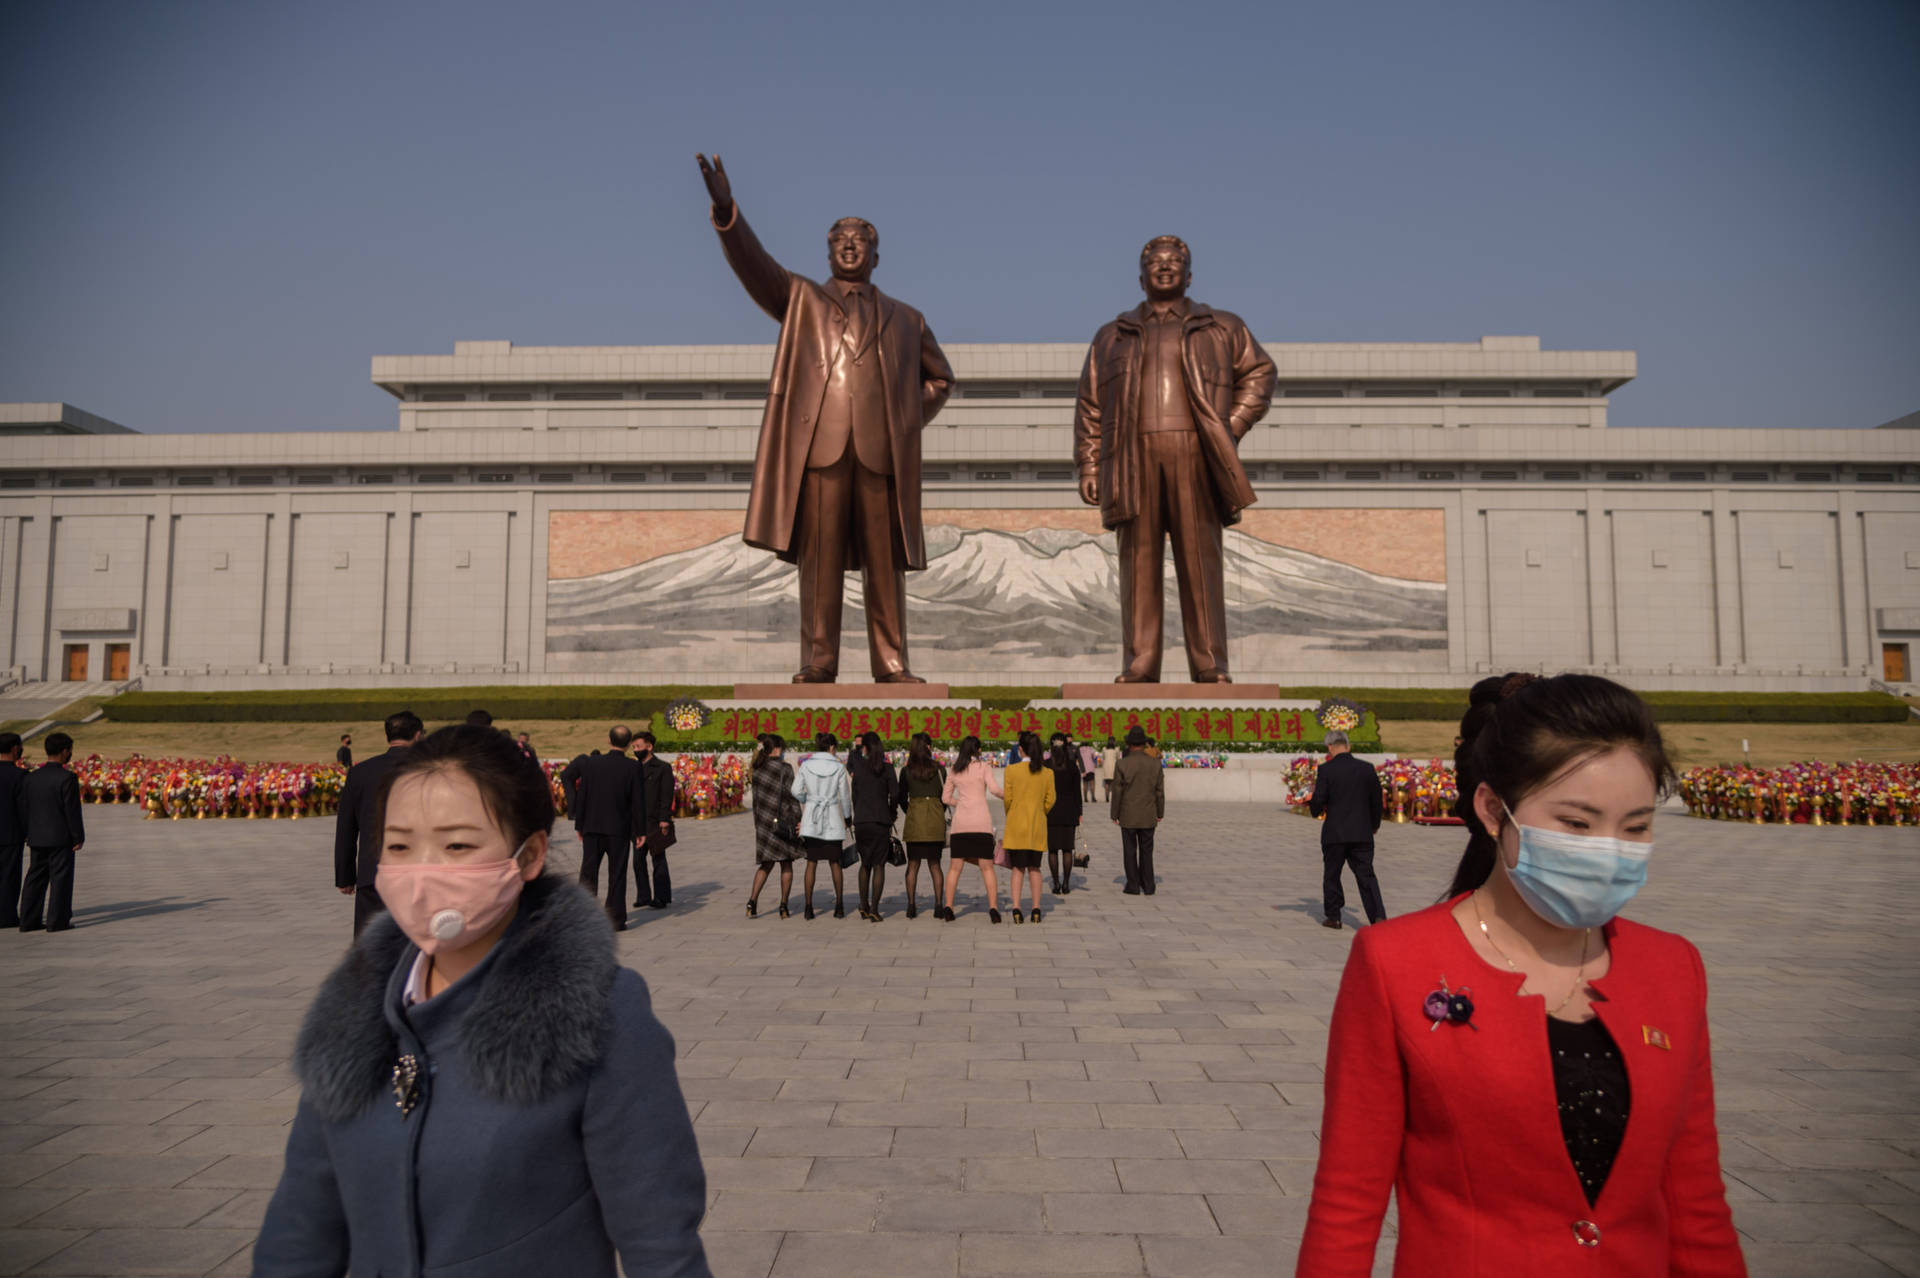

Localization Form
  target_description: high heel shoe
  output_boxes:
[778,902,790,919]
[746,899,758,918]
[906,902,917,920]
[988,908,1002,925]
[833,902,845,919]
[1011,908,1025,924]
[939,906,954,922]
[1032,908,1043,923]
[804,902,815,921]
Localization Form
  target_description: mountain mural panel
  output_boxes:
[546,508,1446,677]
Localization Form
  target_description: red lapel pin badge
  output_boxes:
[1642,1025,1672,1051]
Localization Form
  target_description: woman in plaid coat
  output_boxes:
[748,735,803,918]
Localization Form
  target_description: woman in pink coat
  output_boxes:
[939,735,1002,924]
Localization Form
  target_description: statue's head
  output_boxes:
[828,217,878,283]
[1138,235,1191,303]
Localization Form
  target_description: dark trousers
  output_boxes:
[20,845,75,931]
[1121,826,1156,894]
[351,882,386,938]
[1322,840,1386,923]
[633,838,672,907]
[0,841,22,927]
[579,834,630,929]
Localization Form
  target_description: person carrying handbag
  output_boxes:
[791,733,854,920]
[748,735,804,919]
[849,732,898,921]
[938,735,1002,923]
[893,733,947,919]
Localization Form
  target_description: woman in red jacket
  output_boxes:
[1297,674,1746,1276]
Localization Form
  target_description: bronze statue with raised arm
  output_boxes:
[1073,237,1276,683]
[697,154,954,684]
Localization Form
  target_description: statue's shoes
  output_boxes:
[1193,671,1234,684]
[792,668,837,683]
[1114,673,1156,684]
[876,672,926,684]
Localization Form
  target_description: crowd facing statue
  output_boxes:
[697,155,1275,688]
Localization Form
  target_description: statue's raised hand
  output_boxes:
[696,153,734,222]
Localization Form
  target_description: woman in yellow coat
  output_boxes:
[1001,732,1056,923]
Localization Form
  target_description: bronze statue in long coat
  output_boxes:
[698,155,954,684]
[1074,236,1276,683]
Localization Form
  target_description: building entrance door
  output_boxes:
[1885,643,1911,684]
[106,643,131,681]
[64,645,89,682]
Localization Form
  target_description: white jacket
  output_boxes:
[791,753,853,842]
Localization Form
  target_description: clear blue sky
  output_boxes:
[2,0,1915,434]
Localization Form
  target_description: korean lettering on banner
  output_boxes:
[1284,712,1305,741]
[919,709,941,737]
[835,712,854,741]
[1163,710,1184,739]
[986,711,1003,740]
[1195,713,1213,740]
[723,712,741,739]
[1074,712,1093,738]
[1239,712,1263,742]
[942,710,963,739]
[1213,713,1232,740]
[1095,711,1114,738]
[964,709,984,739]
[1125,711,1142,728]
[1144,711,1162,739]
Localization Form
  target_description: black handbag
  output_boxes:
[887,834,908,867]
[838,842,860,869]
[773,816,802,847]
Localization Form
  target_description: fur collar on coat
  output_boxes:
[293,875,616,1122]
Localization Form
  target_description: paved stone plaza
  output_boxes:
[0,799,1916,1276]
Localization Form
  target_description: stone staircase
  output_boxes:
[0,679,132,732]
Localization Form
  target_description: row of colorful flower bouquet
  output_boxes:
[65,753,749,821]
[1283,756,1461,824]
[1676,762,1918,825]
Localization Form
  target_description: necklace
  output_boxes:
[1471,889,1591,1016]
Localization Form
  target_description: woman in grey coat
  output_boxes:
[748,733,803,918]
[254,725,710,1278]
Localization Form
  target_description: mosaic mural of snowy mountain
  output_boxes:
[546,525,1446,675]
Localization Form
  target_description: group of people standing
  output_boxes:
[748,724,1168,920]
[0,730,88,933]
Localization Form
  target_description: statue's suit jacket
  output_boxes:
[713,206,955,572]
[1073,302,1275,529]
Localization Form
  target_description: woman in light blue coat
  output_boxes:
[791,731,853,920]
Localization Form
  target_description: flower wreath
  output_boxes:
[1314,696,1366,734]
[661,697,712,733]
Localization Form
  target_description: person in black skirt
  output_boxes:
[848,732,897,921]
[791,733,853,920]
[893,732,947,919]
[1045,732,1083,896]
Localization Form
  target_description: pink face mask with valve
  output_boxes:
[375,844,530,954]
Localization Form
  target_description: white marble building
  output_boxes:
[2,335,1916,694]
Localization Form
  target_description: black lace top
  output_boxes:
[1548,1015,1631,1206]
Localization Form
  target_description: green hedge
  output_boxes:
[98,684,1909,726]
[101,685,730,724]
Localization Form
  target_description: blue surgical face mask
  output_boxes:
[1500,802,1651,929]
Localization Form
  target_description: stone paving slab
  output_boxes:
[0,801,1916,1275]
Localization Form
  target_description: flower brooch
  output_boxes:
[1424,976,1477,1032]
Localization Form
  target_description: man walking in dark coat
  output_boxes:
[333,710,424,937]
[632,731,677,910]
[0,732,28,928]
[19,732,85,932]
[560,726,645,931]
[1308,729,1386,928]
[335,734,353,768]
[1109,727,1165,895]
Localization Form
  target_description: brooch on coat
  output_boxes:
[391,1054,421,1117]
[1423,976,1477,1032]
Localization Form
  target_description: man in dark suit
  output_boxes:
[561,726,645,931]
[335,734,353,768]
[0,732,28,928]
[333,710,424,937]
[1308,729,1386,929]
[19,732,85,933]
[698,154,954,683]
[632,731,676,910]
